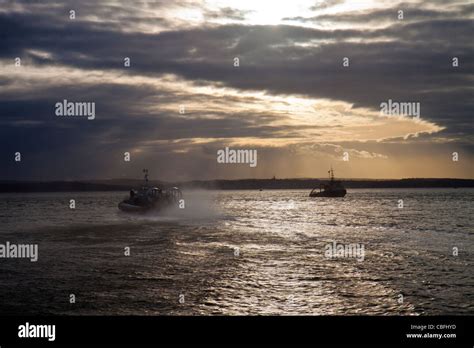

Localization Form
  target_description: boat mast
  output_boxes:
[329,166,335,182]
[143,169,149,184]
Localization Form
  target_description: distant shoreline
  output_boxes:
[0,178,473,192]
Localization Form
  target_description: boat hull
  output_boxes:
[309,190,346,197]
[118,202,151,213]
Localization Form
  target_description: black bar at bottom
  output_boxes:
[0,315,472,346]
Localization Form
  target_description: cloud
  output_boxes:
[286,2,474,25]
[204,7,250,21]
[0,0,472,179]
[310,0,345,11]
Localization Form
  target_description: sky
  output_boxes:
[0,0,473,180]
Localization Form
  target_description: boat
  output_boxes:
[309,168,347,197]
[118,169,183,212]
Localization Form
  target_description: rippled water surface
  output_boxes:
[0,189,472,315]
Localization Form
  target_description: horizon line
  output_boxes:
[1,177,474,183]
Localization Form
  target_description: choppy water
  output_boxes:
[0,189,472,315]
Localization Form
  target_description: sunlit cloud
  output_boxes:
[0,61,443,146]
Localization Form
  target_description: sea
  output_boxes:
[0,188,472,315]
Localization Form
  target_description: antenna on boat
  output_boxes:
[329,166,334,181]
[143,169,149,184]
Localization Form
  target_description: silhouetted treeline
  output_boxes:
[0,181,125,192]
[181,178,474,190]
[0,178,473,192]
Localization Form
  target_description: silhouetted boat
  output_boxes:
[118,169,182,212]
[309,168,346,197]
